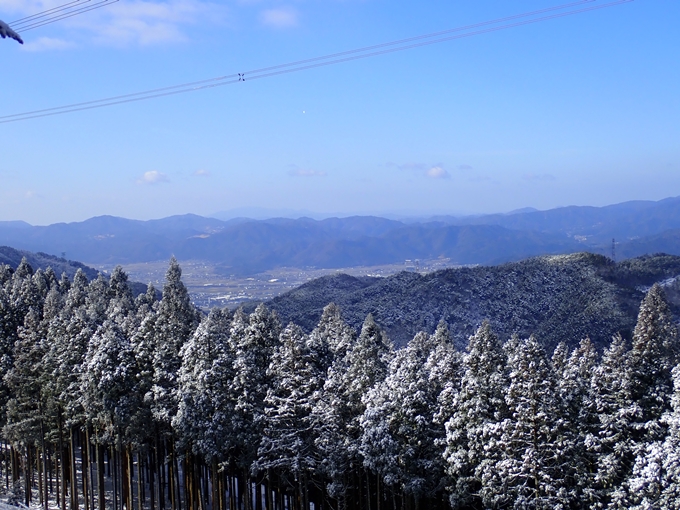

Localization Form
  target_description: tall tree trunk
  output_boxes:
[366,470,372,510]
[4,441,8,491]
[41,418,49,510]
[87,429,95,510]
[376,475,380,510]
[229,475,236,510]
[129,447,135,510]
[38,447,43,506]
[157,438,165,510]
[200,457,205,510]
[45,445,50,508]
[173,446,182,510]
[83,432,90,510]
[97,441,105,510]
[121,445,130,510]
[56,444,62,509]
[149,449,156,510]
[113,446,119,510]
[70,429,78,510]
[211,462,217,510]
[12,445,17,484]
[184,452,191,510]
[138,452,144,510]
[168,443,175,510]
[203,462,209,510]
[25,446,31,507]
[266,470,273,510]
[49,447,54,496]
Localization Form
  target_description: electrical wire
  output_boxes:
[10,0,86,25]
[15,0,119,33]
[0,0,633,124]
[9,0,118,33]
[0,0,592,121]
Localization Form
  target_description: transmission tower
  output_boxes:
[611,238,616,262]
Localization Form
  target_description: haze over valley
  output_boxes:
[2,195,680,313]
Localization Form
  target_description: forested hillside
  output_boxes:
[0,246,154,300]
[261,252,680,350]
[1,257,679,509]
[0,246,99,280]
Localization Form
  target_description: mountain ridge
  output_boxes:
[2,196,680,273]
[255,252,680,351]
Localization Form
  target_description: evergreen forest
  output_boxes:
[0,257,679,510]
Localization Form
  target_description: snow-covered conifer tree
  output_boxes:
[0,281,18,423]
[442,321,508,509]
[592,333,630,503]
[625,284,678,442]
[82,317,137,444]
[4,308,49,446]
[230,304,280,473]
[604,285,679,506]
[256,323,321,505]
[308,303,355,365]
[150,258,200,428]
[174,308,234,462]
[313,313,391,506]
[361,330,449,506]
[486,335,572,508]
[558,338,600,503]
[619,364,680,509]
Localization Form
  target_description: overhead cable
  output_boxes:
[10,0,87,25]
[0,0,633,124]
[9,0,119,33]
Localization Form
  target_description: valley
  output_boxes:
[93,256,460,308]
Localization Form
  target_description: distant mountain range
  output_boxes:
[255,253,680,351]
[438,196,680,244]
[2,196,680,274]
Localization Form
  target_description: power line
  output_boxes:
[0,0,633,124]
[2,0,593,121]
[9,0,119,33]
[2,1,592,122]
[14,1,120,32]
[10,0,87,25]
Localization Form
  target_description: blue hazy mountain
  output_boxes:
[437,196,680,243]
[1,196,680,273]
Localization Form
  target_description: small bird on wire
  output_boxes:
[0,19,23,44]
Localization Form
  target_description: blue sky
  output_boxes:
[0,0,678,225]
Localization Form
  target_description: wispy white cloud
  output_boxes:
[426,166,450,179]
[137,170,170,184]
[260,6,298,28]
[288,167,326,177]
[458,164,473,170]
[194,169,210,177]
[393,161,450,179]
[2,0,226,47]
[21,36,76,52]
[523,172,556,182]
[392,162,427,171]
